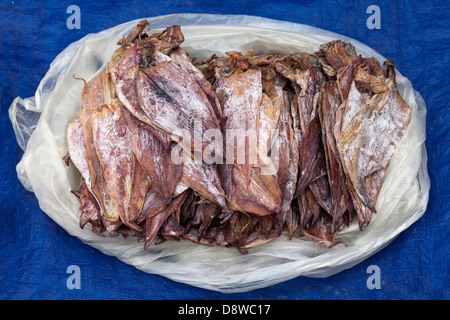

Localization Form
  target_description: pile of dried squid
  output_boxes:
[65,21,411,253]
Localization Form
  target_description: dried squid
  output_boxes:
[64,21,411,253]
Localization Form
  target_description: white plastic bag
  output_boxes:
[9,14,430,293]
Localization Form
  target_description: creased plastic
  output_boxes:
[8,14,430,293]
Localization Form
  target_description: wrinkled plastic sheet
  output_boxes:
[9,14,430,293]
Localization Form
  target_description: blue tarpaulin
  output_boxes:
[0,0,448,299]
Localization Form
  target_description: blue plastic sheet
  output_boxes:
[0,0,448,299]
